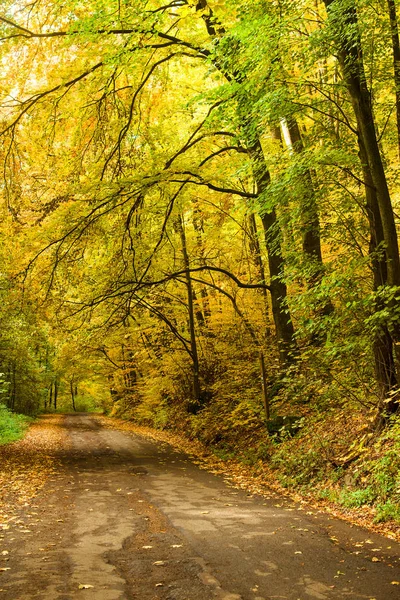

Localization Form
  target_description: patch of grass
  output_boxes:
[339,487,375,508]
[374,500,400,523]
[0,404,32,444]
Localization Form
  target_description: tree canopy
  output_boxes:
[1,2,400,517]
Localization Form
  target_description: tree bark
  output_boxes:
[70,378,76,412]
[360,142,397,410]
[54,377,58,410]
[176,214,202,407]
[387,0,400,157]
[248,212,271,335]
[324,0,400,289]
[48,381,53,411]
[248,139,297,363]
[324,0,400,417]
[282,118,334,325]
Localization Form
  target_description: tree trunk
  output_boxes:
[176,214,202,407]
[54,377,58,410]
[284,120,323,266]
[70,379,76,412]
[195,0,297,364]
[281,118,334,325]
[359,142,398,414]
[10,361,16,411]
[324,0,400,417]
[248,138,297,363]
[192,203,212,321]
[47,381,53,411]
[324,0,400,289]
[248,212,271,335]
[387,0,400,157]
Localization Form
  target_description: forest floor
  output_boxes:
[0,413,400,600]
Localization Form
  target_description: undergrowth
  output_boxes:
[110,338,400,527]
[0,404,32,444]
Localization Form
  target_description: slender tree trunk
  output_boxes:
[281,118,334,330]
[284,120,323,266]
[70,379,76,412]
[54,377,58,411]
[387,0,400,157]
[192,204,212,321]
[192,287,206,327]
[248,139,297,363]
[10,361,16,411]
[176,214,202,406]
[248,212,271,335]
[48,381,53,411]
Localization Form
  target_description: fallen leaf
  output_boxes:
[153,561,166,566]
[78,584,94,589]
[371,557,380,562]
[391,581,400,585]
[142,546,153,549]
[0,568,10,572]
[171,544,182,548]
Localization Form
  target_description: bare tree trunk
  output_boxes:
[70,379,76,412]
[47,381,53,411]
[248,139,297,363]
[54,377,58,411]
[192,203,212,321]
[10,361,16,411]
[248,212,271,335]
[176,214,202,407]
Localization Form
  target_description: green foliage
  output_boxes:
[1,0,400,528]
[0,404,31,445]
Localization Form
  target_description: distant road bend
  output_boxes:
[1,414,399,600]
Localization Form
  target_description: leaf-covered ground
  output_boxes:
[0,415,67,527]
[97,415,400,543]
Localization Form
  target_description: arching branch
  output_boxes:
[131,265,271,291]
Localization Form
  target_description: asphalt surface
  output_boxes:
[0,414,399,599]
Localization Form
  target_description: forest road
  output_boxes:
[1,414,400,600]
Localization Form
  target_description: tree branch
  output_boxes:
[131,265,271,290]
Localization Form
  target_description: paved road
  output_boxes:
[1,414,399,599]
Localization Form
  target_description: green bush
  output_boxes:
[374,501,400,523]
[339,487,375,508]
[0,404,31,444]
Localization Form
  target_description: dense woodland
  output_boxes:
[1,0,400,522]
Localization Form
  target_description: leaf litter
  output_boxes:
[0,415,67,525]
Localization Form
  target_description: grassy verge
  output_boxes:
[0,404,32,445]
